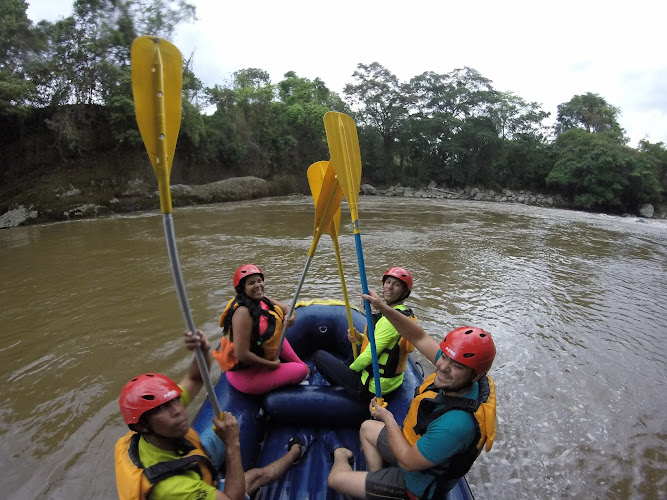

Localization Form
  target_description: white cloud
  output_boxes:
[26,0,667,146]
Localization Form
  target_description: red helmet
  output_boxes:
[382,267,413,291]
[439,327,496,376]
[233,264,264,288]
[118,373,182,425]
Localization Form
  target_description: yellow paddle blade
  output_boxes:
[307,161,342,239]
[131,36,183,214]
[323,112,362,222]
[307,161,328,208]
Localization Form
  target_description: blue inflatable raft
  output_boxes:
[192,300,474,500]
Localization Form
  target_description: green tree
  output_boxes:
[486,92,552,190]
[0,0,44,115]
[637,140,667,202]
[404,67,501,187]
[555,92,625,142]
[276,71,345,175]
[22,0,195,154]
[206,68,278,177]
[489,91,549,140]
[546,128,658,211]
[496,135,555,191]
[344,62,408,175]
[410,67,497,120]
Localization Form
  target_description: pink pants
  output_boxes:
[226,339,309,395]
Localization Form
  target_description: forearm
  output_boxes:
[181,330,212,397]
[384,417,416,470]
[237,351,276,368]
[266,296,290,315]
[186,348,212,382]
[377,303,424,340]
[222,442,245,500]
[373,302,433,354]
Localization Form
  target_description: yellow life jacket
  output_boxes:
[402,373,497,500]
[114,428,215,500]
[359,307,417,382]
[213,295,284,371]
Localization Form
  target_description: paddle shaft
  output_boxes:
[164,215,222,416]
[331,236,358,359]
[282,254,312,340]
[274,246,312,358]
[351,225,383,399]
[323,111,382,400]
[275,179,340,358]
[131,36,223,417]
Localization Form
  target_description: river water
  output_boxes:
[1,196,665,499]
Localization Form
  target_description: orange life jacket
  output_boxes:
[213,295,284,371]
[114,428,215,500]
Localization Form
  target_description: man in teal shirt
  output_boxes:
[325,291,497,500]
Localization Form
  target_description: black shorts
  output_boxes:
[365,428,409,500]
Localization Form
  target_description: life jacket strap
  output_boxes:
[127,433,214,485]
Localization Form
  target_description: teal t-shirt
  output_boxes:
[403,382,479,497]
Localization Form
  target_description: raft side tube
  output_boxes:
[263,385,368,426]
[285,301,367,360]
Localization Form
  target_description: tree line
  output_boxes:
[2,0,666,214]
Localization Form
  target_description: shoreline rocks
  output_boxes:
[363,182,565,209]
[363,182,665,220]
[1,178,663,229]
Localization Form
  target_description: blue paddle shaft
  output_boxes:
[353,230,383,399]
[163,214,222,416]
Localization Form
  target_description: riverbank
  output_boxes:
[0,176,288,228]
[1,176,664,229]
[363,182,665,220]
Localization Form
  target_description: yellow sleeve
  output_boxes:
[177,384,192,407]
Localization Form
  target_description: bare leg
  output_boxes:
[244,445,301,494]
[360,419,386,472]
[327,447,367,499]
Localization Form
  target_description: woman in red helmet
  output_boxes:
[114,330,310,500]
[325,291,498,500]
[212,264,309,395]
[312,267,417,401]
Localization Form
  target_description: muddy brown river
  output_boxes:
[1,196,665,499]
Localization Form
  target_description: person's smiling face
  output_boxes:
[243,274,265,300]
[383,275,406,304]
[433,353,478,394]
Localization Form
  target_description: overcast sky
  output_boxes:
[27,0,667,147]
